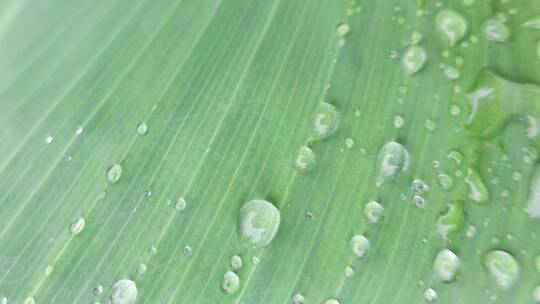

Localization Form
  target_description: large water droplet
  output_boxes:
[294,146,316,172]
[483,18,511,43]
[221,271,240,295]
[107,164,122,184]
[402,45,427,75]
[110,279,137,304]
[69,216,85,235]
[484,250,519,289]
[239,199,280,248]
[364,201,384,224]
[311,102,339,140]
[433,249,460,282]
[435,9,468,46]
[375,141,410,187]
[465,168,488,203]
[436,202,464,239]
[350,235,370,258]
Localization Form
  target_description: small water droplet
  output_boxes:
[437,173,453,189]
[447,150,463,165]
[413,195,426,208]
[221,271,240,295]
[44,264,54,276]
[143,190,152,197]
[239,199,280,248]
[136,123,148,135]
[312,102,339,140]
[364,201,384,224]
[350,235,370,258]
[449,105,461,116]
[435,9,468,46]
[433,249,460,282]
[412,179,430,194]
[45,135,53,144]
[183,245,192,256]
[292,293,305,304]
[402,45,427,75]
[336,23,350,38]
[344,137,354,149]
[393,115,405,129]
[75,126,84,135]
[94,285,104,295]
[484,250,519,289]
[230,255,242,270]
[251,256,260,265]
[175,197,187,211]
[344,265,354,277]
[466,225,477,238]
[148,246,157,256]
[425,119,436,131]
[110,279,137,304]
[69,217,85,235]
[444,66,461,80]
[106,164,122,184]
[136,263,147,275]
[423,288,438,302]
[375,141,410,187]
[526,166,540,218]
[411,31,423,45]
[483,18,510,43]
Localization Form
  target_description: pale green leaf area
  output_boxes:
[1,0,540,303]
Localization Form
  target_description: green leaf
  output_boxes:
[1,0,540,303]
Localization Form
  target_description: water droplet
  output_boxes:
[75,126,84,135]
[143,189,152,197]
[433,249,460,282]
[312,102,339,140]
[292,293,305,304]
[136,263,147,275]
[483,18,510,42]
[136,122,148,135]
[436,202,465,239]
[251,256,260,264]
[110,279,137,304]
[484,250,519,289]
[402,45,427,75]
[106,164,122,184]
[411,31,423,45]
[221,271,240,295]
[466,224,477,238]
[375,141,410,187]
[69,217,85,235]
[532,285,540,303]
[423,288,438,302]
[425,119,436,131]
[444,66,461,80]
[354,108,361,117]
[345,137,354,149]
[24,297,35,304]
[449,105,461,116]
[239,199,280,248]
[465,168,488,203]
[336,23,350,38]
[350,235,370,258]
[183,245,192,256]
[175,197,186,211]
[447,150,463,165]
[45,135,53,144]
[412,179,430,194]
[393,115,405,129]
[437,174,453,189]
[94,285,104,295]
[324,299,340,304]
[148,246,157,256]
[230,255,242,270]
[435,9,468,46]
[364,201,384,224]
[523,15,540,29]
[44,264,54,276]
[413,195,426,208]
[344,265,355,277]
[526,166,540,218]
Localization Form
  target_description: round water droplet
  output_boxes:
[183,245,192,256]
[175,197,186,211]
[447,149,463,164]
[413,195,426,208]
[312,102,339,140]
[375,141,410,187]
[136,263,147,275]
[437,174,453,189]
[484,250,519,289]
[110,279,137,304]
[94,285,104,295]
[107,164,122,184]
[449,105,461,116]
[230,255,242,270]
[344,265,354,277]
[435,9,468,46]
[239,199,280,248]
[148,246,157,256]
[423,288,438,302]
[425,119,436,131]
[483,18,510,42]
[345,137,354,149]
[412,179,430,194]
[350,235,370,258]
[221,271,240,295]
[136,122,148,135]
[402,45,427,75]
[465,168,488,203]
[45,135,53,144]
[292,293,305,304]
[433,249,460,282]
[75,126,84,135]
[70,217,85,235]
[364,201,384,224]
[294,146,316,172]
[336,23,350,38]
[444,66,461,80]
[394,115,405,129]
[436,202,464,239]
[466,224,477,238]
[251,256,260,264]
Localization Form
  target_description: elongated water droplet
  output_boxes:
[364,201,384,224]
[107,164,122,184]
[465,168,488,203]
[402,45,427,75]
[526,166,540,218]
[75,126,84,135]
[423,288,437,302]
[435,10,468,46]
[136,122,148,135]
[45,264,54,276]
[294,146,316,172]
[537,41,540,59]
[375,141,410,187]
[484,250,519,289]
[350,235,370,258]
[436,202,464,239]
[483,18,511,42]
[230,255,242,270]
[70,217,85,235]
[433,249,460,282]
[221,271,240,295]
[110,279,137,304]
[312,102,339,140]
[239,199,280,248]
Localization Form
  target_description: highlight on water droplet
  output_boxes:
[423,288,438,302]
[435,9,468,46]
[239,199,280,248]
[483,18,510,43]
[230,255,242,270]
[110,279,137,304]
[311,102,339,140]
[375,141,410,187]
[350,234,370,258]
[221,271,240,295]
[436,202,464,239]
[136,122,148,135]
[107,164,122,184]
[294,146,316,172]
[465,168,488,203]
[364,201,384,224]
[433,249,460,282]
[484,250,519,289]
[402,45,427,75]
[69,216,85,235]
